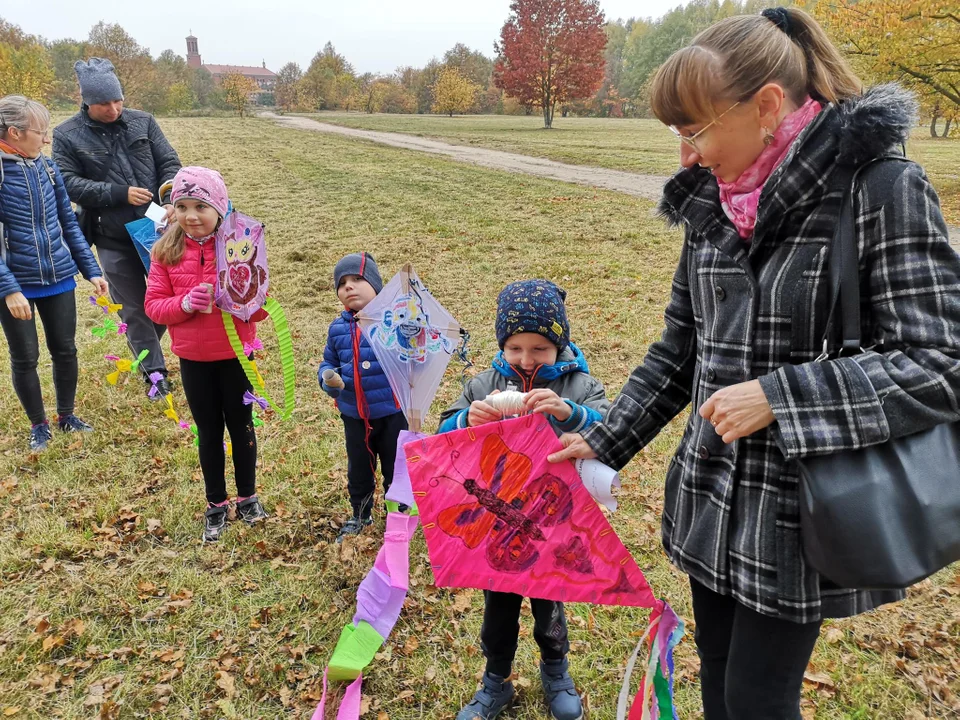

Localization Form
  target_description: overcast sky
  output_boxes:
[6,1,689,75]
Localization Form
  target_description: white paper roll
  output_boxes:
[575,458,620,512]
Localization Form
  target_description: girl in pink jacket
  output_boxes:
[145,167,268,542]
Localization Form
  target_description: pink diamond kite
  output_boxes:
[405,414,657,607]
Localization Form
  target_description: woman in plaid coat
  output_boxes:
[551,8,959,720]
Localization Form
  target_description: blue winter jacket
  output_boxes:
[319,310,401,420]
[438,343,610,435]
[0,151,102,299]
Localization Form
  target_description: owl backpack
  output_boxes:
[214,210,296,420]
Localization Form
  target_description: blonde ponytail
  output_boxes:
[650,8,862,127]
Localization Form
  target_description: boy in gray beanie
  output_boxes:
[74,58,124,106]
[319,252,407,542]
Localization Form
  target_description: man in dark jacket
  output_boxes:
[53,58,181,398]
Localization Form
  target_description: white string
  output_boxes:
[484,390,527,415]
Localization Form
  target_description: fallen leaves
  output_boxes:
[215,670,237,699]
[31,616,85,655]
[139,589,194,622]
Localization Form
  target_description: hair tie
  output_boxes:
[761,7,793,37]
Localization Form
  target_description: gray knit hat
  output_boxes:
[75,58,124,106]
[333,252,383,294]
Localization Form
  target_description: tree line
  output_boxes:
[0,0,956,134]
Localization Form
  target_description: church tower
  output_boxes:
[186,35,201,69]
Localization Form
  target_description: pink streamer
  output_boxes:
[311,671,364,720]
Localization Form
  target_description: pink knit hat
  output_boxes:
[170,166,229,217]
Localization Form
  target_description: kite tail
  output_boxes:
[630,600,684,720]
[312,670,363,720]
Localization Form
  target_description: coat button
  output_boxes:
[705,368,716,382]
[698,446,711,460]
[715,285,726,301]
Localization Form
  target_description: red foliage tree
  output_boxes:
[493,0,607,128]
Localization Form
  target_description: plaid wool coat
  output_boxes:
[583,85,960,624]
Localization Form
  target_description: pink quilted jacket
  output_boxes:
[145,237,267,362]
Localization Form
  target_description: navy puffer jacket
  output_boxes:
[0,151,102,299]
[319,310,400,420]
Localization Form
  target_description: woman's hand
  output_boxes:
[699,379,775,443]
[89,277,109,297]
[468,400,502,427]
[548,433,598,463]
[5,292,31,321]
[523,388,572,421]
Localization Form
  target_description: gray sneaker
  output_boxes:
[336,515,373,543]
[202,505,229,543]
[236,497,268,525]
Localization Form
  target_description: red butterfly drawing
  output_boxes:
[432,433,578,573]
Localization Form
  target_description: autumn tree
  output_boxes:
[274,62,302,111]
[494,0,607,128]
[87,22,156,110]
[165,82,194,115]
[192,67,216,108]
[814,0,959,134]
[0,19,54,101]
[221,72,258,117]
[48,38,88,106]
[300,42,358,110]
[431,67,480,116]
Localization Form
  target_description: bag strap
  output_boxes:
[820,155,913,358]
[94,132,122,183]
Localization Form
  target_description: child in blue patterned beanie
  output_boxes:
[437,279,610,720]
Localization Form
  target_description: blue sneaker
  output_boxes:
[456,672,515,720]
[540,659,582,720]
[57,414,94,433]
[29,422,52,452]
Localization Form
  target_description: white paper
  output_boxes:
[145,202,167,224]
[575,458,620,512]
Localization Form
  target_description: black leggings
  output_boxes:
[0,290,78,425]
[690,578,822,720]
[180,357,257,504]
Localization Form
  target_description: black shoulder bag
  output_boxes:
[796,157,960,590]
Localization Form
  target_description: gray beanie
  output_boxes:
[75,58,124,106]
[334,252,383,294]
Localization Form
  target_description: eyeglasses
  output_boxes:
[669,101,741,153]
[21,127,51,141]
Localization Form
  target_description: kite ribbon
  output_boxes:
[221,297,296,420]
[616,600,684,720]
[242,390,269,411]
[311,671,363,720]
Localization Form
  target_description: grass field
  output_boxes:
[0,116,957,719]
[305,112,960,226]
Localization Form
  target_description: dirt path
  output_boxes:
[264,112,960,244]
[263,112,670,200]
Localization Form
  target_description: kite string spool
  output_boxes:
[484,390,527,415]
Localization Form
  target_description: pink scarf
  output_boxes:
[718,97,822,239]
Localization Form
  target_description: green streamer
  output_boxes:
[221,298,296,420]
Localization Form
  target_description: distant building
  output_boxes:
[186,35,276,96]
